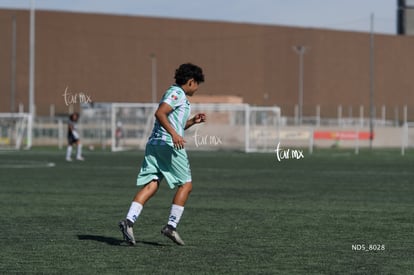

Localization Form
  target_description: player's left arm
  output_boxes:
[68,122,80,139]
[185,113,206,130]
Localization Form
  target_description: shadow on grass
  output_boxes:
[77,235,166,247]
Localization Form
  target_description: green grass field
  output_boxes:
[0,148,413,274]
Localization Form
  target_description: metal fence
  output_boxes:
[26,103,413,154]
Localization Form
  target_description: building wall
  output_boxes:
[1,9,414,120]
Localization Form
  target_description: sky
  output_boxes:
[0,0,398,34]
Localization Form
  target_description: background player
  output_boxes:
[66,112,84,161]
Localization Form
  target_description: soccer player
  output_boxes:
[66,112,84,161]
[119,63,205,246]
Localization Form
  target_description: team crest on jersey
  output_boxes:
[171,94,179,100]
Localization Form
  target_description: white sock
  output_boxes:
[167,204,184,228]
[66,146,72,159]
[126,202,143,224]
[76,144,82,158]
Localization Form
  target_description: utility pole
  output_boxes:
[150,53,157,103]
[11,14,16,112]
[27,0,36,148]
[29,0,35,116]
[293,45,307,125]
[369,13,375,149]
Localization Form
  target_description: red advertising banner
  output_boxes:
[314,131,372,140]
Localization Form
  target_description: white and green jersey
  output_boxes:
[148,85,191,146]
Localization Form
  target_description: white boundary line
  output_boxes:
[0,161,55,168]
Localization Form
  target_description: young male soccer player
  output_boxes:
[66,112,84,161]
[119,63,205,246]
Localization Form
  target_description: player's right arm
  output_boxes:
[155,103,185,149]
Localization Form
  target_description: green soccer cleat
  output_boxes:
[118,219,136,245]
[161,225,185,246]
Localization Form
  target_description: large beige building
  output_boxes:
[0,9,413,120]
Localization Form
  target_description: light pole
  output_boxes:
[150,53,157,103]
[11,14,16,112]
[27,0,35,148]
[29,0,35,116]
[293,45,307,125]
[369,13,375,149]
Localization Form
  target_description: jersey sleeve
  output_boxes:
[162,88,185,109]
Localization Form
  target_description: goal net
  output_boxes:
[111,103,157,152]
[0,113,32,150]
[246,106,281,152]
[110,103,280,152]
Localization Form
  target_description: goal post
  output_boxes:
[401,122,414,156]
[111,103,157,152]
[0,113,32,150]
[187,103,249,151]
[110,103,281,152]
[246,106,281,152]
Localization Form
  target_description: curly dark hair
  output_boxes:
[69,112,79,122]
[174,63,205,85]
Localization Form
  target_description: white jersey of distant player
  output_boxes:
[69,120,80,139]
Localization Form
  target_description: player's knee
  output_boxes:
[145,180,159,192]
[182,182,192,194]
